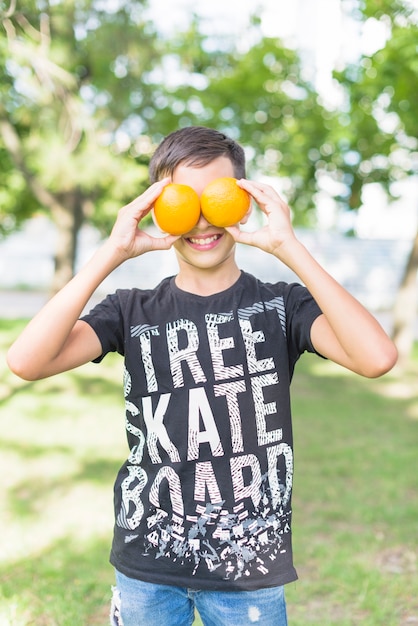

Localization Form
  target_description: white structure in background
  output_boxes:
[0,216,411,320]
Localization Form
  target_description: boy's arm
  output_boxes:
[7,179,176,381]
[230,179,398,378]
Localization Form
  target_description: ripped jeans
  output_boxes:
[111,570,288,626]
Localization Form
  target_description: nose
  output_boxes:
[195,211,211,228]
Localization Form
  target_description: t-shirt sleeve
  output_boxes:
[284,283,323,367]
[81,292,125,362]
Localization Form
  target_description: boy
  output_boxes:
[7,126,397,626]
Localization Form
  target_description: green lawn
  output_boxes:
[1,319,417,625]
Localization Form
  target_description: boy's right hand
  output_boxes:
[107,178,179,261]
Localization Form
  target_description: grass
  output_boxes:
[1,319,417,625]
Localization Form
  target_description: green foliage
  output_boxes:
[140,26,330,223]
[191,36,327,221]
[1,0,418,277]
[0,0,335,253]
[0,0,158,237]
[333,0,418,208]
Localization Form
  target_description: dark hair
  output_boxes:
[149,126,246,183]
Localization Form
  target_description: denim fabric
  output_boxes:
[112,570,288,626]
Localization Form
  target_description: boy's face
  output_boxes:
[171,156,247,273]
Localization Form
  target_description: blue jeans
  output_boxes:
[111,570,288,626]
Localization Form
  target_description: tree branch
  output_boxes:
[0,112,63,213]
[0,0,17,19]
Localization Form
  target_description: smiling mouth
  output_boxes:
[187,234,222,246]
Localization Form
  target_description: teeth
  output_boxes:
[189,235,219,245]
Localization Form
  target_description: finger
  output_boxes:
[225,225,257,247]
[238,178,275,193]
[148,233,180,251]
[124,177,171,219]
[137,177,171,207]
[238,179,282,206]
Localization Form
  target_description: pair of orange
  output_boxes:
[154,177,251,236]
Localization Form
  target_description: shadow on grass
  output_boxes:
[0,380,38,407]
[68,370,123,399]
[292,355,418,527]
[0,535,113,626]
[0,438,72,458]
[287,356,418,625]
[6,455,122,519]
[1,372,123,409]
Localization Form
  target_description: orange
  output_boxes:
[154,183,201,235]
[200,177,251,228]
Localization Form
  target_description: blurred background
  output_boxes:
[1,0,417,362]
[1,2,418,624]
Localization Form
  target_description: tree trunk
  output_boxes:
[50,189,85,294]
[392,227,418,364]
[0,113,86,294]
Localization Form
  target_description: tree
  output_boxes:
[141,18,330,224]
[332,0,418,362]
[190,35,328,223]
[1,3,330,293]
[1,0,159,291]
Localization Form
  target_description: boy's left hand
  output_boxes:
[226,179,297,261]
[229,181,397,378]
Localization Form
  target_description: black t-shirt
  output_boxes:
[82,271,322,590]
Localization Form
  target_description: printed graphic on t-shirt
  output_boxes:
[115,296,294,582]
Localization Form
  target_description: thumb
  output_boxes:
[225,226,257,247]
